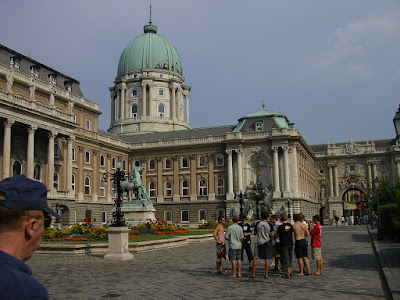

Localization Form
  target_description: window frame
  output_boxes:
[198,155,207,168]
[149,181,156,198]
[199,178,207,196]
[181,179,189,197]
[85,150,90,164]
[216,154,224,167]
[100,154,105,167]
[85,118,91,131]
[181,156,189,169]
[181,210,189,223]
[84,176,91,195]
[149,159,156,171]
[158,104,165,117]
[165,180,172,198]
[53,171,59,190]
[217,177,225,196]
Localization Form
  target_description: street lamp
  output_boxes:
[238,191,244,216]
[369,191,375,229]
[102,162,126,227]
[374,177,382,240]
[393,105,400,145]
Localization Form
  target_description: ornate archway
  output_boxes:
[342,188,367,219]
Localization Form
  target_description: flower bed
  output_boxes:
[42,220,188,242]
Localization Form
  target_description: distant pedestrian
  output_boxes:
[293,213,311,276]
[341,215,345,227]
[240,215,254,271]
[310,215,323,275]
[225,216,244,278]
[250,211,274,279]
[335,216,339,227]
[276,213,294,278]
[0,175,60,300]
[213,217,227,274]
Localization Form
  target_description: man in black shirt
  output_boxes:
[240,215,254,271]
[276,213,294,278]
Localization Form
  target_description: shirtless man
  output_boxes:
[213,217,226,274]
[293,214,311,276]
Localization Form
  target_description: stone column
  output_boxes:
[148,84,152,117]
[2,119,14,179]
[106,154,112,203]
[226,150,234,200]
[208,153,215,200]
[116,89,120,120]
[6,73,13,93]
[190,154,197,201]
[110,89,116,123]
[47,131,57,196]
[236,149,243,193]
[371,162,377,181]
[92,150,98,202]
[26,125,37,179]
[282,146,290,197]
[396,160,400,182]
[172,156,180,202]
[272,146,281,198]
[140,158,147,189]
[367,161,372,189]
[77,146,84,200]
[175,90,180,120]
[66,136,74,196]
[142,84,147,117]
[185,93,190,123]
[333,164,339,197]
[120,83,126,120]
[171,87,176,120]
[328,164,334,198]
[156,157,163,203]
[49,90,55,106]
[291,147,299,197]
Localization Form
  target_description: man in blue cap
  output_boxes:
[0,174,60,300]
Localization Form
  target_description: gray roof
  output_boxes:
[119,125,235,143]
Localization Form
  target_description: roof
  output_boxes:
[119,125,235,143]
[117,22,182,76]
[309,139,394,152]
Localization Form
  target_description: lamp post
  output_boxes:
[102,162,126,227]
[369,191,375,229]
[393,105,400,145]
[238,191,244,216]
[374,177,382,240]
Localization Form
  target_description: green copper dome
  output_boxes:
[117,22,182,76]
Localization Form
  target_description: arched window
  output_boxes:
[158,104,165,117]
[165,180,172,197]
[85,150,90,164]
[199,209,207,222]
[181,210,189,222]
[164,158,172,170]
[34,164,41,181]
[100,154,105,167]
[164,210,172,222]
[149,159,156,171]
[85,118,91,131]
[84,176,90,195]
[101,211,107,224]
[181,156,189,169]
[72,147,76,162]
[72,174,76,191]
[111,157,116,169]
[181,179,189,196]
[131,105,138,118]
[199,155,207,167]
[199,179,207,196]
[133,160,140,168]
[12,160,22,176]
[122,160,127,171]
[216,154,224,166]
[217,177,225,195]
[53,172,59,190]
[149,181,156,198]
[54,143,59,158]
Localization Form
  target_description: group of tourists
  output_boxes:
[213,211,323,279]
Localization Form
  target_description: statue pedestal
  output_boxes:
[104,227,133,261]
[122,200,156,226]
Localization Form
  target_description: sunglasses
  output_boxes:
[21,211,52,228]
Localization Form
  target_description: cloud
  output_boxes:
[316,11,400,68]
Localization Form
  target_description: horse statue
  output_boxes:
[123,166,150,201]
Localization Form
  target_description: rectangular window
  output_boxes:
[101,211,107,224]
[85,118,91,131]
[181,210,189,222]
[158,89,164,96]
[132,89,138,96]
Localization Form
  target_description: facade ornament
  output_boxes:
[48,131,58,139]
[107,153,111,158]
[272,146,279,153]
[225,150,232,155]
[78,146,84,152]
[172,155,179,161]
[4,119,15,127]
[207,152,215,158]
[156,156,162,161]
[28,125,37,133]
[140,157,147,162]
[189,154,196,160]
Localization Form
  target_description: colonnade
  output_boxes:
[110,81,190,123]
[225,146,300,200]
[1,118,74,196]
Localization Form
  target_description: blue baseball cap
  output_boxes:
[0,175,61,218]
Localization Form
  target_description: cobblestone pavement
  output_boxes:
[27,226,389,300]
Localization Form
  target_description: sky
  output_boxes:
[1,0,400,145]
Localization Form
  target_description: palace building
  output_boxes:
[0,18,398,226]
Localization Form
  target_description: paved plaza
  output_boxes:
[28,226,391,300]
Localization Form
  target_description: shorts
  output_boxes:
[312,247,322,260]
[216,243,224,259]
[280,245,293,268]
[275,242,281,257]
[228,249,242,261]
[254,241,272,260]
[271,244,277,257]
[294,239,308,259]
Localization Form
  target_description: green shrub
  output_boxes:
[380,203,400,241]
